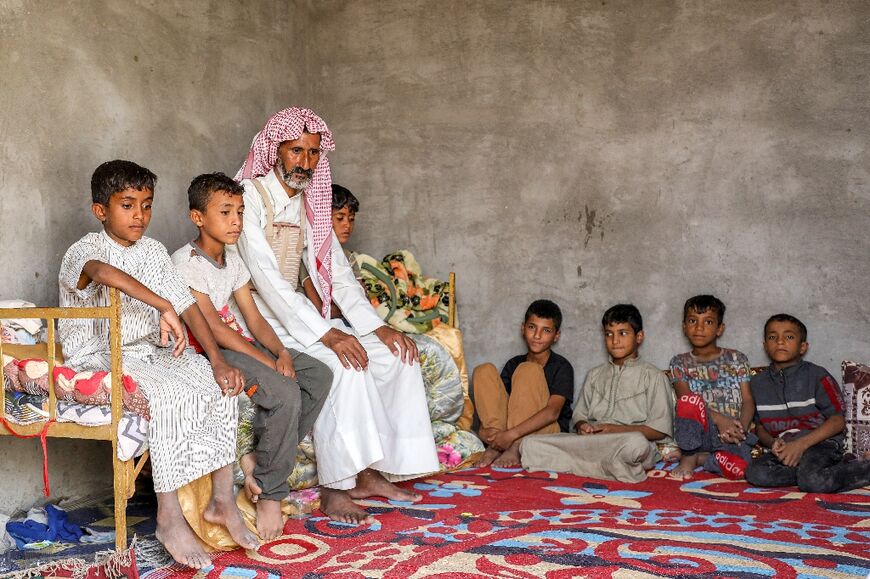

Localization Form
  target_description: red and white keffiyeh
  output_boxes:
[235,107,336,318]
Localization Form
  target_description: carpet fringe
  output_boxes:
[0,538,136,579]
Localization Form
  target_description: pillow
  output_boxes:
[841,360,870,457]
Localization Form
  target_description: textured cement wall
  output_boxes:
[305,1,869,393]
[1,1,868,511]
[0,0,308,513]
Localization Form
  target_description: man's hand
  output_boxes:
[212,361,245,396]
[491,430,517,452]
[374,325,418,365]
[158,309,186,357]
[773,438,807,467]
[320,328,368,370]
[275,349,297,380]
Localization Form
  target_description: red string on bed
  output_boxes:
[0,417,56,496]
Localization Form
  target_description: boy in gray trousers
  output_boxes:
[172,173,331,540]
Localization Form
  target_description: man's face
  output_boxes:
[276,132,322,191]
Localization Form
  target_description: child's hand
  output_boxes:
[480,427,499,445]
[773,439,806,467]
[275,349,297,380]
[491,430,517,451]
[719,421,746,444]
[159,309,187,357]
[212,362,245,396]
[578,423,598,435]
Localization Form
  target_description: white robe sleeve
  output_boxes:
[237,181,332,348]
[328,233,385,336]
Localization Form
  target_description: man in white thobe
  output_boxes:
[235,107,438,524]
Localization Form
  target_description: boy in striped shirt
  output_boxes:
[746,314,870,492]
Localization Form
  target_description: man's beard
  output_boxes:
[279,159,313,190]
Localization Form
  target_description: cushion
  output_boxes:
[841,360,870,456]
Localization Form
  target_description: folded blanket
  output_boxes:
[356,250,449,334]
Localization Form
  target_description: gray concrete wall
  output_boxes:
[1,0,868,510]
[0,0,309,513]
[305,1,870,394]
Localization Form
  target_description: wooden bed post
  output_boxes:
[108,288,129,551]
[448,272,457,328]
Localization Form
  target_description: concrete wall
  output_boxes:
[1,0,868,510]
[305,1,870,391]
[0,0,309,513]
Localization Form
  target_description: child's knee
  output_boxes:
[472,363,499,382]
[512,361,544,381]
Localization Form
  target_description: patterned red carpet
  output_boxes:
[146,464,870,578]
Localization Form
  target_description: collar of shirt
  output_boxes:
[188,241,225,269]
[608,355,643,369]
[261,167,304,224]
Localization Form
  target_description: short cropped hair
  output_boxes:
[602,304,643,333]
[187,172,244,212]
[91,160,156,205]
[524,299,562,330]
[683,295,726,324]
[764,313,808,342]
[332,184,359,213]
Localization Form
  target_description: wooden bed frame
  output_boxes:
[0,288,146,551]
[0,272,456,552]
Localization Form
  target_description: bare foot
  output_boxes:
[155,492,211,569]
[492,444,521,467]
[474,447,502,468]
[256,499,284,542]
[204,497,259,549]
[671,453,705,480]
[349,469,422,502]
[240,454,260,503]
[319,487,375,525]
[661,447,681,463]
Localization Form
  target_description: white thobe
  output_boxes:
[237,169,438,489]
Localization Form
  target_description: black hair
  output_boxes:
[683,294,726,324]
[332,184,359,213]
[91,160,156,205]
[187,172,245,212]
[524,299,562,330]
[764,313,808,342]
[602,304,643,333]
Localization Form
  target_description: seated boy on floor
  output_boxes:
[171,173,332,540]
[745,314,870,492]
[58,160,257,569]
[302,184,362,318]
[471,299,574,467]
[520,304,673,483]
[669,295,757,480]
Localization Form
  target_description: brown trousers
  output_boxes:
[472,362,561,437]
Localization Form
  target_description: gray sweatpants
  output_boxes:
[220,346,331,500]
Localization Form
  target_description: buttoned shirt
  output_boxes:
[572,356,674,439]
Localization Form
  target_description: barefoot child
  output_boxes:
[746,314,870,492]
[172,173,331,540]
[58,161,257,568]
[669,295,757,480]
[520,304,673,483]
[471,300,574,468]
